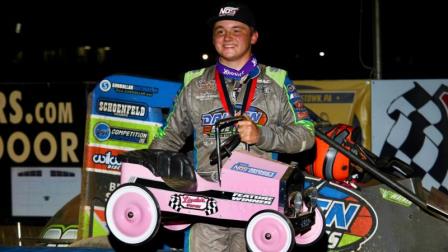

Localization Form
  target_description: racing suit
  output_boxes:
[149,64,315,251]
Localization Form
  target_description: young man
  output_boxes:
[149,2,315,251]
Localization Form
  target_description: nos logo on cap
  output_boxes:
[219,7,239,16]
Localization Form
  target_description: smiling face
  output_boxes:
[212,20,258,69]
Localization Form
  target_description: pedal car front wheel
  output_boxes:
[105,183,160,246]
[295,206,325,246]
[246,210,295,252]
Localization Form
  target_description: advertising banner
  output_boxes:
[371,79,448,193]
[295,80,371,148]
[306,177,378,251]
[78,75,181,239]
[0,82,88,219]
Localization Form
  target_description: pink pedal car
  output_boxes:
[105,116,325,251]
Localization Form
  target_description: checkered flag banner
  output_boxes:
[205,198,218,216]
[380,82,448,193]
[169,194,182,212]
[169,194,218,215]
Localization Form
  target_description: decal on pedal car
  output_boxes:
[231,193,274,205]
[169,194,218,216]
[231,162,277,178]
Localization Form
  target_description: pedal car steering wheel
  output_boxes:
[209,134,241,165]
[209,116,245,165]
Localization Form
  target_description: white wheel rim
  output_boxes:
[246,212,293,252]
[105,185,158,244]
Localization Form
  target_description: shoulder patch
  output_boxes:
[184,68,206,86]
[265,66,287,88]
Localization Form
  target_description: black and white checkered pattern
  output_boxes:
[381,82,448,194]
[168,194,218,215]
[205,198,218,216]
[169,194,182,212]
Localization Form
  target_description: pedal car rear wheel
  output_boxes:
[105,183,160,246]
[295,206,325,246]
[163,223,191,231]
[246,210,295,252]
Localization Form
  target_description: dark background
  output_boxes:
[1,0,447,83]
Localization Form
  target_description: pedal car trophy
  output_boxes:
[105,116,325,251]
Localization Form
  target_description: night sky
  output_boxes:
[1,0,447,82]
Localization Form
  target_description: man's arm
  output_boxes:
[255,77,315,153]
[149,85,193,151]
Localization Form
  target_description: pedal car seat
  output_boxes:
[119,149,197,192]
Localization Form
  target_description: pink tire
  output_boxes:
[246,210,295,252]
[295,206,325,246]
[105,184,160,245]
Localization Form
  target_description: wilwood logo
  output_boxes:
[92,151,121,170]
[306,177,378,251]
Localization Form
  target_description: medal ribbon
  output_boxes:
[215,70,257,116]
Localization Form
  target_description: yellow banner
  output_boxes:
[294,80,371,149]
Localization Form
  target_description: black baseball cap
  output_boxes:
[208,2,256,29]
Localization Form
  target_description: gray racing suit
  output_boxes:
[150,64,314,180]
[149,64,314,251]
